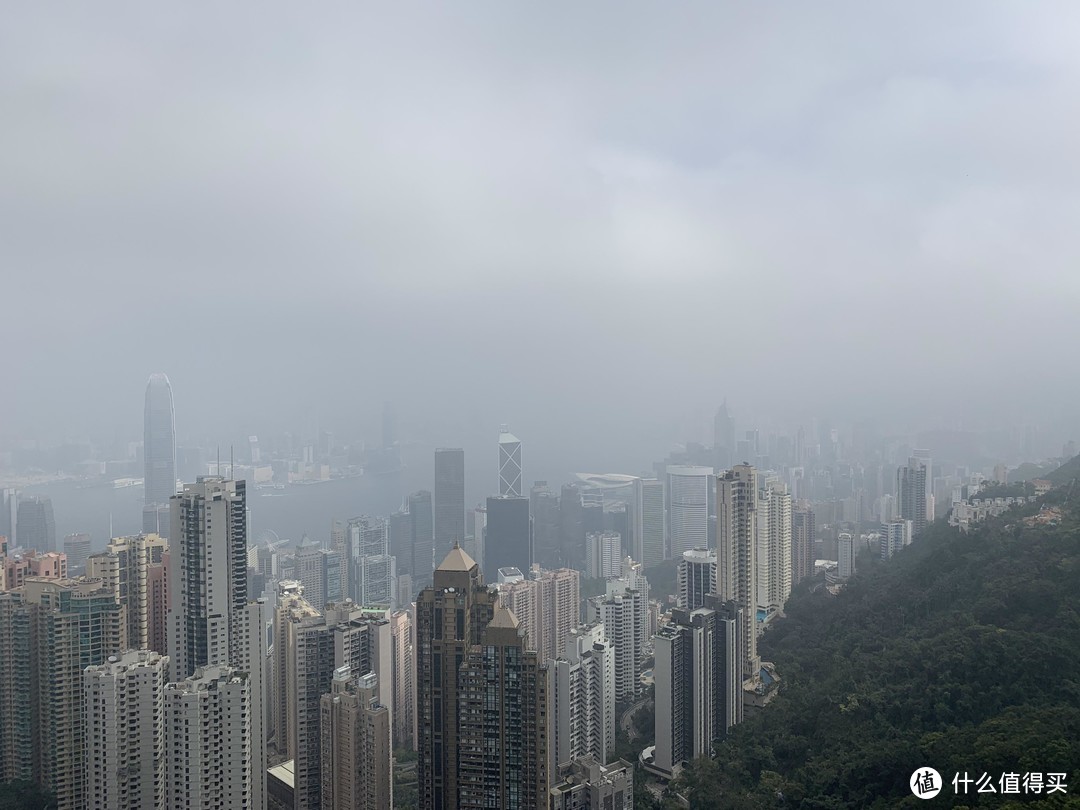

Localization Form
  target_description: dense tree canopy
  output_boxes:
[672,490,1080,809]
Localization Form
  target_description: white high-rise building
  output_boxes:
[756,479,792,615]
[83,650,168,810]
[837,533,854,581]
[880,519,912,560]
[666,466,711,557]
[717,464,759,680]
[346,516,397,608]
[678,548,717,611]
[586,562,649,702]
[498,428,522,497]
[550,623,615,773]
[586,531,622,580]
[164,666,252,810]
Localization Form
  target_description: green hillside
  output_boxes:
[672,490,1080,809]
[1047,455,1080,486]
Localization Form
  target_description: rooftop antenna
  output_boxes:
[217,446,221,477]
[230,445,234,479]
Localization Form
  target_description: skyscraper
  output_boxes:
[530,481,562,569]
[586,531,622,579]
[61,534,91,574]
[667,466,711,557]
[757,479,792,616]
[637,478,666,568]
[86,533,168,652]
[897,457,929,537]
[457,605,549,810]
[677,548,717,611]
[559,484,585,571]
[484,495,531,582]
[167,477,249,681]
[498,427,522,497]
[1,488,17,548]
[320,668,392,810]
[389,609,416,750]
[143,373,176,536]
[345,516,396,607]
[586,571,648,702]
[717,464,759,680]
[837,532,854,580]
[416,545,498,810]
[713,400,735,470]
[164,666,253,810]
[550,623,615,771]
[407,490,434,589]
[433,449,466,567]
[83,650,167,810]
[791,502,816,587]
[16,496,55,552]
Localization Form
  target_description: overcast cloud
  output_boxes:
[2,2,1078,480]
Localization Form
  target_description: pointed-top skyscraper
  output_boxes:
[498,426,522,497]
[143,373,176,535]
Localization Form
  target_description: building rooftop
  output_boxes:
[437,542,476,572]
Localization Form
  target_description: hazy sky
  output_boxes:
[3,2,1079,477]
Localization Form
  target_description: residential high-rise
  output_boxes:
[0,591,32,784]
[16,496,56,552]
[164,666,252,810]
[586,572,648,702]
[791,502,816,586]
[638,479,666,568]
[345,516,395,608]
[389,609,415,750]
[666,466,711,557]
[3,550,67,591]
[650,599,744,780]
[320,668,392,810]
[416,545,499,810]
[457,604,549,810]
[897,457,929,537]
[550,624,615,771]
[434,448,466,567]
[550,756,633,810]
[167,477,249,680]
[880,519,912,560]
[498,427,523,497]
[533,566,582,663]
[586,531,622,580]
[837,533,854,581]
[83,649,167,810]
[716,464,759,680]
[496,569,542,656]
[19,578,127,809]
[678,548,716,611]
[757,480,792,616]
[407,491,434,589]
[143,373,176,536]
[86,533,168,652]
[484,495,531,582]
[61,534,91,574]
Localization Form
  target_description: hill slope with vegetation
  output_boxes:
[671,489,1080,809]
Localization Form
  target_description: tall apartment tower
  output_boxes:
[83,650,168,810]
[586,568,649,702]
[637,478,666,568]
[498,428,522,497]
[433,449,466,567]
[533,566,581,663]
[345,517,395,608]
[143,373,176,537]
[389,608,416,750]
[880,519,913,560]
[678,548,717,611]
[320,667,392,810]
[457,605,549,810]
[18,578,127,810]
[666,466,711,557]
[586,531,622,579]
[484,495,531,582]
[837,533,854,581]
[791,502,816,586]
[167,477,248,680]
[0,591,32,784]
[166,477,265,808]
[86,533,168,652]
[897,457,929,537]
[407,491,434,589]
[651,599,745,780]
[757,480,792,615]
[164,666,252,810]
[716,464,760,680]
[550,623,615,771]
[415,545,499,810]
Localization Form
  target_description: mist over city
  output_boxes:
[2,3,1079,810]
